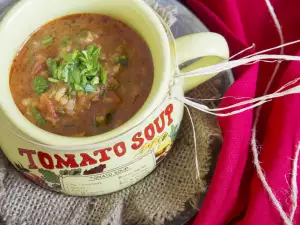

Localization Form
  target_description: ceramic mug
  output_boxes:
[0,0,229,196]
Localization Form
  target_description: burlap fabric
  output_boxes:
[0,1,223,224]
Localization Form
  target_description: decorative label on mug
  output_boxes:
[60,152,156,196]
[8,103,181,196]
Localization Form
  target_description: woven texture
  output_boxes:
[0,84,221,225]
[0,1,222,224]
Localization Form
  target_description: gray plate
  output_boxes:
[0,1,233,224]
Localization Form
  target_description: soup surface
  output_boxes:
[10,14,154,137]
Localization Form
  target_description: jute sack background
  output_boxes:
[0,0,224,224]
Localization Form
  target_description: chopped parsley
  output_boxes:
[84,84,97,92]
[114,55,128,66]
[42,35,53,46]
[46,45,107,93]
[100,67,107,85]
[33,76,48,95]
[48,77,59,83]
[61,37,71,47]
[31,107,46,126]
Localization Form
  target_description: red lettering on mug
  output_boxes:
[54,154,79,169]
[94,148,112,162]
[165,104,174,126]
[38,152,54,169]
[145,124,155,141]
[154,111,165,134]
[80,153,97,167]
[131,132,144,150]
[113,142,127,157]
[18,148,38,169]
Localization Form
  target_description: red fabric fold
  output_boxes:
[182,0,300,224]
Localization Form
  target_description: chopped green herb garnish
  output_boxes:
[46,45,106,93]
[31,107,46,126]
[61,37,71,47]
[114,55,128,66]
[42,35,53,46]
[82,76,88,87]
[33,76,48,95]
[70,67,81,84]
[74,83,84,91]
[62,53,73,63]
[100,66,107,85]
[91,76,100,86]
[48,78,59,83]
[46,58,59,78]
[84,84,97,93]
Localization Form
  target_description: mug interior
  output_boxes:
[0,0,171,146]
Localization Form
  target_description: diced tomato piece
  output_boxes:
[39,94,59,123]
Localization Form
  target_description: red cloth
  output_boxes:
[182,0,300,224]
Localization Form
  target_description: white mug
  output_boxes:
[0,0,229,196]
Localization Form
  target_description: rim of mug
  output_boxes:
[0,0,172,147]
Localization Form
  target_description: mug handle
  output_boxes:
[173,32,230,93]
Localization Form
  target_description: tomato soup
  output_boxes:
[9,14,154,137]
